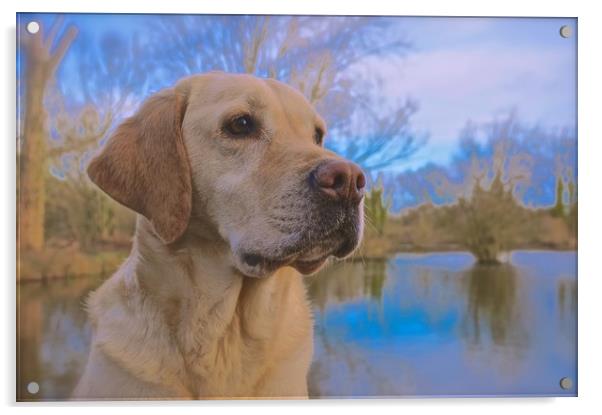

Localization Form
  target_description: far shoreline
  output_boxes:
[17,247,578,284]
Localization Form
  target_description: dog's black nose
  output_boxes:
[311,160,366,203]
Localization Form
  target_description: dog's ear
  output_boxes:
[87,87,191,244]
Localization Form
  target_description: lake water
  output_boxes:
[17,250,577,400]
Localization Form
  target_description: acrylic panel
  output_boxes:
[16,13,577,400]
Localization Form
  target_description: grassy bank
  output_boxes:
[357,207,577,260]
[18,247,128,282]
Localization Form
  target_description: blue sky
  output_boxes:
[347,17,577,168]
[18,14,577,175]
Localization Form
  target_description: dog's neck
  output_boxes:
[132,216,273,344]
[134,216,242,325]
[97,216,309,396]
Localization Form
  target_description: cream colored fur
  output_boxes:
[73,218,313,399]
[73,72,362,400]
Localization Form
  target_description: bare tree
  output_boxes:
[17,19,152,253]
[427,115,538,263]
[18,18,77,251]
[41,31,151,249]
[73,31,152,116]
[47,30,152,179]
[327,92,426,172]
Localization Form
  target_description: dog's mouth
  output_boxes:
[238,244,352,278]
[235,214,362,278]
[239,253,330,277]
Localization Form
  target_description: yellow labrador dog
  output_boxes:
[73,72,365,400]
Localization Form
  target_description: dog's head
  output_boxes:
[88,72,365,277]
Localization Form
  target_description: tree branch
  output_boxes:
[44,16,64,50]
[49,26,78,72]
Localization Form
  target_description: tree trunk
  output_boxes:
[18,20,77,252]
[19,66,49,251]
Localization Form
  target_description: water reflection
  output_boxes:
[306,259,387,310]
[556,278,577,339]
[17,276,102,401]
[306,251,576,397]
[16,251,577,400]
[461,264,527,349]
[557,278,577,320]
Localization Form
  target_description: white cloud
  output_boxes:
[347,42,576,148]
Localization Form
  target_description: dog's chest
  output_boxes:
[177,271,313,398]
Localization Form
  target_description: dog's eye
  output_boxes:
[314,127,324,145]
[226,115,256,136]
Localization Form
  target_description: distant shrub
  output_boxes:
[365,183,390,236]
[449,169,525,264]
[44,175,135,252]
